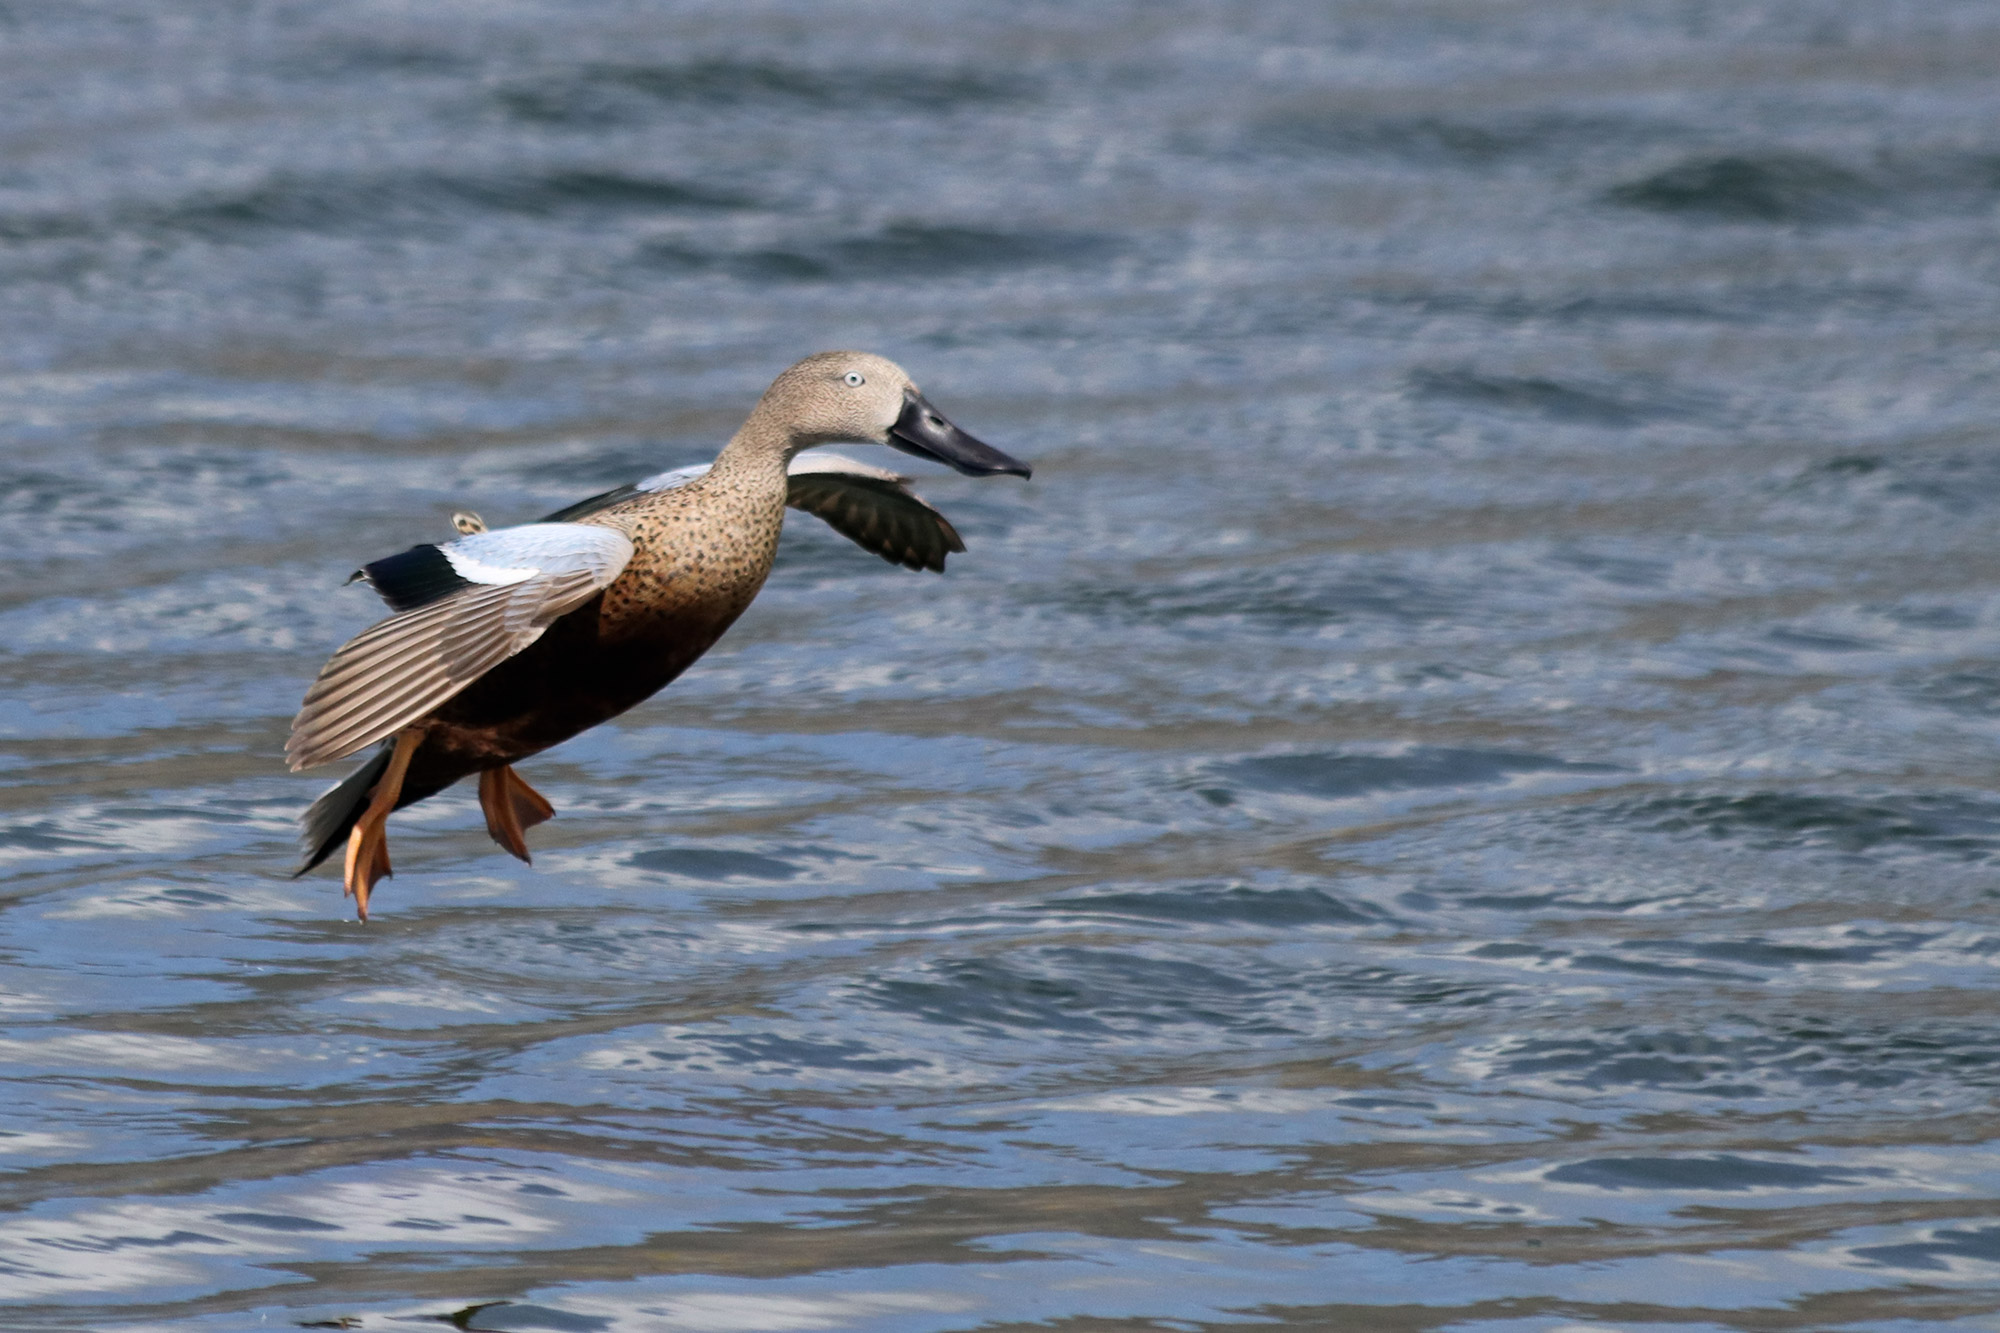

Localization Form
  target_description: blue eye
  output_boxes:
[843,371,865,387]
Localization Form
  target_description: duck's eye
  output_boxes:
[842,371,865,387]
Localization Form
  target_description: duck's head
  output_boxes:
[754,351,1032,478]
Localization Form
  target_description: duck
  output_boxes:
[287,351,1031,919]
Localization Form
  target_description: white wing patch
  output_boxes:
[442,550,535,585]
[787,451,905,484]
[441,523,632,587]
[634,463,711,493]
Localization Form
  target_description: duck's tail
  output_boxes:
[294,742,394,877]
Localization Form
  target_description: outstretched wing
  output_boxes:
[536,453,963,572]
[286,522,634,770]
[785,452,964,573]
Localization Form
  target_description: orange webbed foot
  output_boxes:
[340,729,422,921]
[479,766,556,864]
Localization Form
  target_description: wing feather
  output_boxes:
[785,452,965,573]
[287,525,632,770]
[289,591,531,768]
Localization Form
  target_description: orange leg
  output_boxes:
[342,729,423,922]
[478,765,556,864]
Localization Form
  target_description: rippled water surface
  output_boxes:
[6,2,2000,1329]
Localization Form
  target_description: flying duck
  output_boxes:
[288,351,1031,919]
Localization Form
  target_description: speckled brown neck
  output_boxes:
[595,440,789,643]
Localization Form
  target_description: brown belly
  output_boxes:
[391,592,738,808]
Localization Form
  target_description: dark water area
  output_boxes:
[3,2,2000,1328]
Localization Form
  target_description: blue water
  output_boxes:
[5,2,2000,1329]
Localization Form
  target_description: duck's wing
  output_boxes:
[785,452,964,573]
[541,453,961,571]
[286,522,634,770]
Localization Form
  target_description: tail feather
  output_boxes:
[294,742,393,877]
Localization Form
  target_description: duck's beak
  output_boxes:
[888,389,1032,478]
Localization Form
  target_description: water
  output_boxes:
[4,2,2000,1328]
